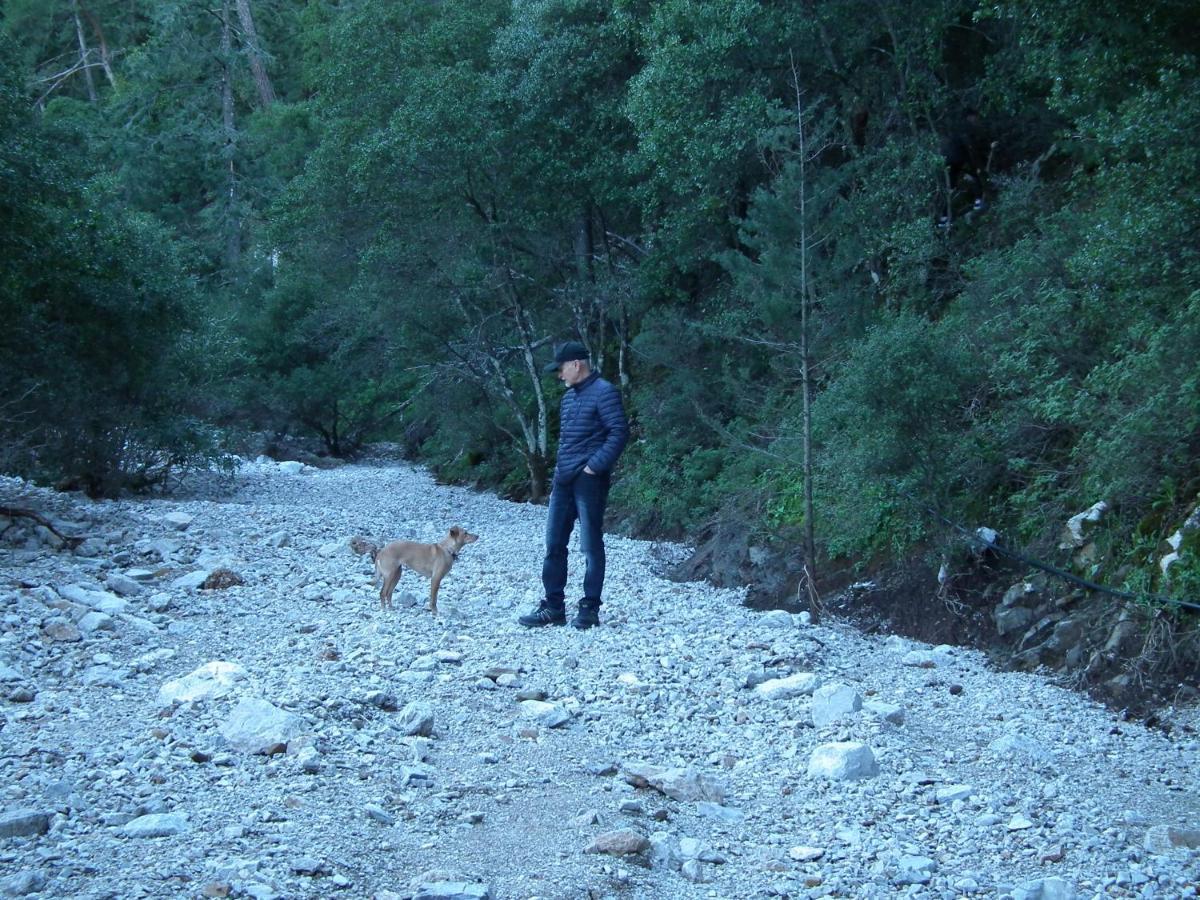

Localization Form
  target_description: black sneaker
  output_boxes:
[571,601,600,630]
[518,603,566,628]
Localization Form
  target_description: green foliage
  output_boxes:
[2,0,1198,625]
[0,34,219,492]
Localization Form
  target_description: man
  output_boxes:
[519,341,629,630]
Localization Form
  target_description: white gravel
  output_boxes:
[0,460,1197,900]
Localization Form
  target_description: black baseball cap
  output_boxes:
[543,341,589,373]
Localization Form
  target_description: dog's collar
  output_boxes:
[449,550,459,560]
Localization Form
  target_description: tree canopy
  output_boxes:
[2,0,1197,607]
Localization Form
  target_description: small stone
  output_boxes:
[935,784,974,803]
[754,672,821,700]
[411,883,491,900]
[1007,813,1035,831]
[696,802,744,825]
[760,610,794,629]
[172,570,210,591]
[901,650,939,668]
[397,702,435,737]
[584,829,649,857]
[123,812,190,838]
[0,810,50,839]
[77,611,115,633]
[1144,824,1200,852]
[291,856,328,876]
[364,804,395,825]
[220,698,305,754]
[7,686,36,703]
[807,742,879,780]
[519,700,571,729]
[894,855,936,885]
[863,700,905,725]
[789,846,825,862]
[162,511,194,530]
[0,870,47,897]
[810,682,863,727]
[41,619,82,643]
[201,568,245,590]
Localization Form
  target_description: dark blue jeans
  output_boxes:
[542,471,611,606]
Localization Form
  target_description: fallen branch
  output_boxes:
[0,506,84,550]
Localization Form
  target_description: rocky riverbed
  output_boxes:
[1,459,1197,900]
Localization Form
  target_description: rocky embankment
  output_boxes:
[1,460,1198,900]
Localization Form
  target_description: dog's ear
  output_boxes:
[449,526,461,538]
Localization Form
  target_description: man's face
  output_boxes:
[558,359,588,386]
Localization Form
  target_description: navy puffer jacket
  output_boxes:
[553,372,629,486]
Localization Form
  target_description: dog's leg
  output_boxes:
[429,573,443,616]
[381,566,402,610]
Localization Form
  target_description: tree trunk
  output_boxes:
[220,0,240,269]
[79,4,116,87]
[574,206,594,282]
[234,0,276,108]
[792,56,821,625]
[72,1,97,102]
[526,451,548,504]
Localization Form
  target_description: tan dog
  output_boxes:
[373,526,478,614]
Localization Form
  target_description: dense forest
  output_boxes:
[2,2,1198,638]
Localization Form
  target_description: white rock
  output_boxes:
[1060,501,1107,549]
[901,649,940,668]
[1040,876,1077,900]
[864,699,906,724]
[397,701,435,737]
[696,802,744,824]
[123,812,190,838]
[162,511,194,530]
[520,700,571,729]
[77,611,115,633]
[411,883,491,900]
[806,742,879,780]
[220,697,305,754]
[759,610,793,629]
[158,661,248,705]
[788,846,825,862]
[894,854,936,885]
[171,570,210,591]
[278,461,305,475]
[810,682,862,727]
[105,573,145,596]
[754,672,821,700]
[935,784,974,803]
[648,832,683,870]
[989,732,1053,765]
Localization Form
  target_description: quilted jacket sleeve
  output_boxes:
[586,381,629,474]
